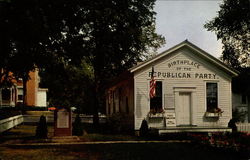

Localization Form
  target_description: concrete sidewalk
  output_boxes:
[2,140,191,146]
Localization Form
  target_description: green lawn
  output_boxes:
[0,124,249,160]
[0,143,246,160]
[0,124,142,143]
[0,124,54,144]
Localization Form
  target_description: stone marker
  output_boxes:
[54,107,72,136]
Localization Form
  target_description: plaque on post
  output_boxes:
[54,107,72,136]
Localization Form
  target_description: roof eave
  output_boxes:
[129,40,239,77]
[129,40,187,73]
[185,42,239,77]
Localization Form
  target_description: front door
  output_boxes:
[177,92,191,125]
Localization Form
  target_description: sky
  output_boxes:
[154,0,223,58]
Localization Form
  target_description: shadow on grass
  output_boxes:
[0,124,54,144]
[3,143,247,160]
[1,124,250,160]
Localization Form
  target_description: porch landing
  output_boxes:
[154,126,232,134]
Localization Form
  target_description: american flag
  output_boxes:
[149,66,156,98]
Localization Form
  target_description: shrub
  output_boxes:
[72,114,83,136]
[232,108,247,122]
[228,118,237,132]
[139,119,149,137]
[106,113,122,133]
[35,115,48,138]
[106,113,132,134]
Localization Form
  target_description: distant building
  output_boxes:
[105,40,239,134]
[0,70,48,107]
[232,68,250,123]
[232,93,249,122]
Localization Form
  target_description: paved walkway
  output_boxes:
[2,140,191,146]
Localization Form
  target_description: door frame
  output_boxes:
[174,87,197,126]
[178,92,192,125]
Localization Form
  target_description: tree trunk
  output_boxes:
[93,82,100,127]
[248,95,250,123]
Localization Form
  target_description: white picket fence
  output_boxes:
[0,114,107,133]
[0,115,23,133]
[22,115,106,124]
[22,115,54,123]
[2,115,248,134]
[236,123,250,133]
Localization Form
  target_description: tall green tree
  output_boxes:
[204,0,250,68]
[1,0,165,125]
[82,0,165,124]
[39,0,165,124]
[0,0,49,105]
[39,59,95,113]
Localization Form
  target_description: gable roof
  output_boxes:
[129,40,239,77]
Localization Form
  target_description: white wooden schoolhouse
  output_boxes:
[105,40,239,134]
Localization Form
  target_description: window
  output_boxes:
[119,88,122,112]
[112,91,115,113]
[241,95,247,104]
[108,103,111,115]
[126,97,129,114]
[2,88,10,101]
[150,81,163,112]
[17,88,23,101]
[18,95,23,101]
[108,91,111,115]
[206,83,218,112]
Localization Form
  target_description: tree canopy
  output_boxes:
[39,59,95,113]
[0,0,165,117]
[232,68,250,95]
[204,0,250,68]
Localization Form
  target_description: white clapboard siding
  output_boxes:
[133,47,232,130]
[236,123,250,133]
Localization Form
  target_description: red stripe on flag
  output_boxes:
[150,76,156,98]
